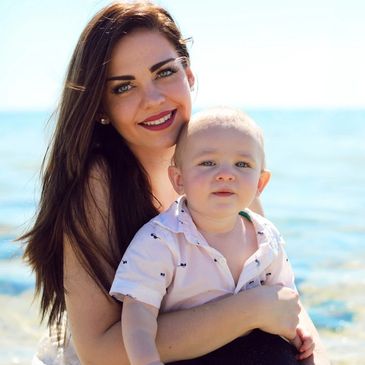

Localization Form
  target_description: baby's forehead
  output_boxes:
[173,108,265,166]
[187,115,259,140]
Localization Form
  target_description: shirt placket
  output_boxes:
[234,224,274,293]
[208,247,236,290]
[182,222,237,291]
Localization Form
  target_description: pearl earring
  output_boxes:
[100,117,109,125]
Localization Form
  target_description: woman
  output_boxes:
[22,2,329,364]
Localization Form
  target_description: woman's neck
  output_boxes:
[133,146,179,212]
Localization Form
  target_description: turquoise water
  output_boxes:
[1,109,364,364]
[0,111,49,295]
[250,109,365,334]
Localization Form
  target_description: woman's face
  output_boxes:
[103,29,194,154]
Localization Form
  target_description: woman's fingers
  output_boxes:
[254,285,300,339]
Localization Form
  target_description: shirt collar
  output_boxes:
[154,196,279,251]
[154,196,208,246]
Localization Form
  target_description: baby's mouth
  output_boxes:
[212,191,235,197]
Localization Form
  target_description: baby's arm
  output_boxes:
[290,325,315,361]
[122,295,163,365]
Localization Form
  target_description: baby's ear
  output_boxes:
[256,170,271,196]
[168,165,184,195]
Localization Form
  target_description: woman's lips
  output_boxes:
[139,110,176,131]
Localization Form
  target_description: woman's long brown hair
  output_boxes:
[19,1,190,331]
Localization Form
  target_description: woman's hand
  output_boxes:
[251,285,300,339]
[155,284,301,362]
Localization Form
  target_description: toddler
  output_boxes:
[110,107,314,365]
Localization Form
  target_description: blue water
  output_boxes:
[1,109,364,331]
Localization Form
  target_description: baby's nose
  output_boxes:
[215,169,235,181]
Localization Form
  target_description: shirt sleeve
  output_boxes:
[263,222,297,292]
[109,223,176,309]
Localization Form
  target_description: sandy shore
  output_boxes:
[301,280,365,365]
[1,291,46,365]
[1,288,364,365]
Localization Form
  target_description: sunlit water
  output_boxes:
[1,109,364,364]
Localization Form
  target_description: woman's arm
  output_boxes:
[65,246,301,365]
[157,285,301,362]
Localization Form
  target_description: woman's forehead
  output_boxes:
[108,29,178,74]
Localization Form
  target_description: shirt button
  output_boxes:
[214,257,226,264]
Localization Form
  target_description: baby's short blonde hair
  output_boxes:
[173,106,266,169]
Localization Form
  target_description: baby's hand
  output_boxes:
[290,327,315,361]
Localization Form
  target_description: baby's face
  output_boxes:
[173,124,266,219]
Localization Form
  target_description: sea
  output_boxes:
[0,109,364,365]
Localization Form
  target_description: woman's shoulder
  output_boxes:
[87,158,109,186]
[68,158,115,251]
[85,158,111,207]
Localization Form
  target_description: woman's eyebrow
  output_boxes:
[149,58,175,73]
[106,58,176,82]
[106,75,134,82]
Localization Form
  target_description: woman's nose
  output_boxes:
[142,83,165,108]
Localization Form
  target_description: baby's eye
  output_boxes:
[236,161,250,168]
[112,83,133,94]
[199,161,215,167]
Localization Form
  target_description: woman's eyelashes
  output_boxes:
[156,65,179,79]
[112,82,133,95]
[111,66,179,95]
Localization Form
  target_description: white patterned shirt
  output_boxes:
[110,196,296,311]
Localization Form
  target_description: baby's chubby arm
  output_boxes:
[122,295,163,365]
[290,325,315,361]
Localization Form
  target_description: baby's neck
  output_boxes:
[189,207,255,253]
[197,214,243,246]
[189,207,240,235]
[196,213,257,286]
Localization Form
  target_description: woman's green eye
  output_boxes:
[113,83,132,94]
[159,70,172,77]
[157,67,178,79]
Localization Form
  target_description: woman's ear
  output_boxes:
[96,111,110,125]
[256,170,271,196]
[185,66,195,90]
[168,165,184,195]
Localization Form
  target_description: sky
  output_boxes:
[1,0,364,111]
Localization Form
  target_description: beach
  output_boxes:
[1,283,365,365]
[0,290,46,365]
[1,109,364,364]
